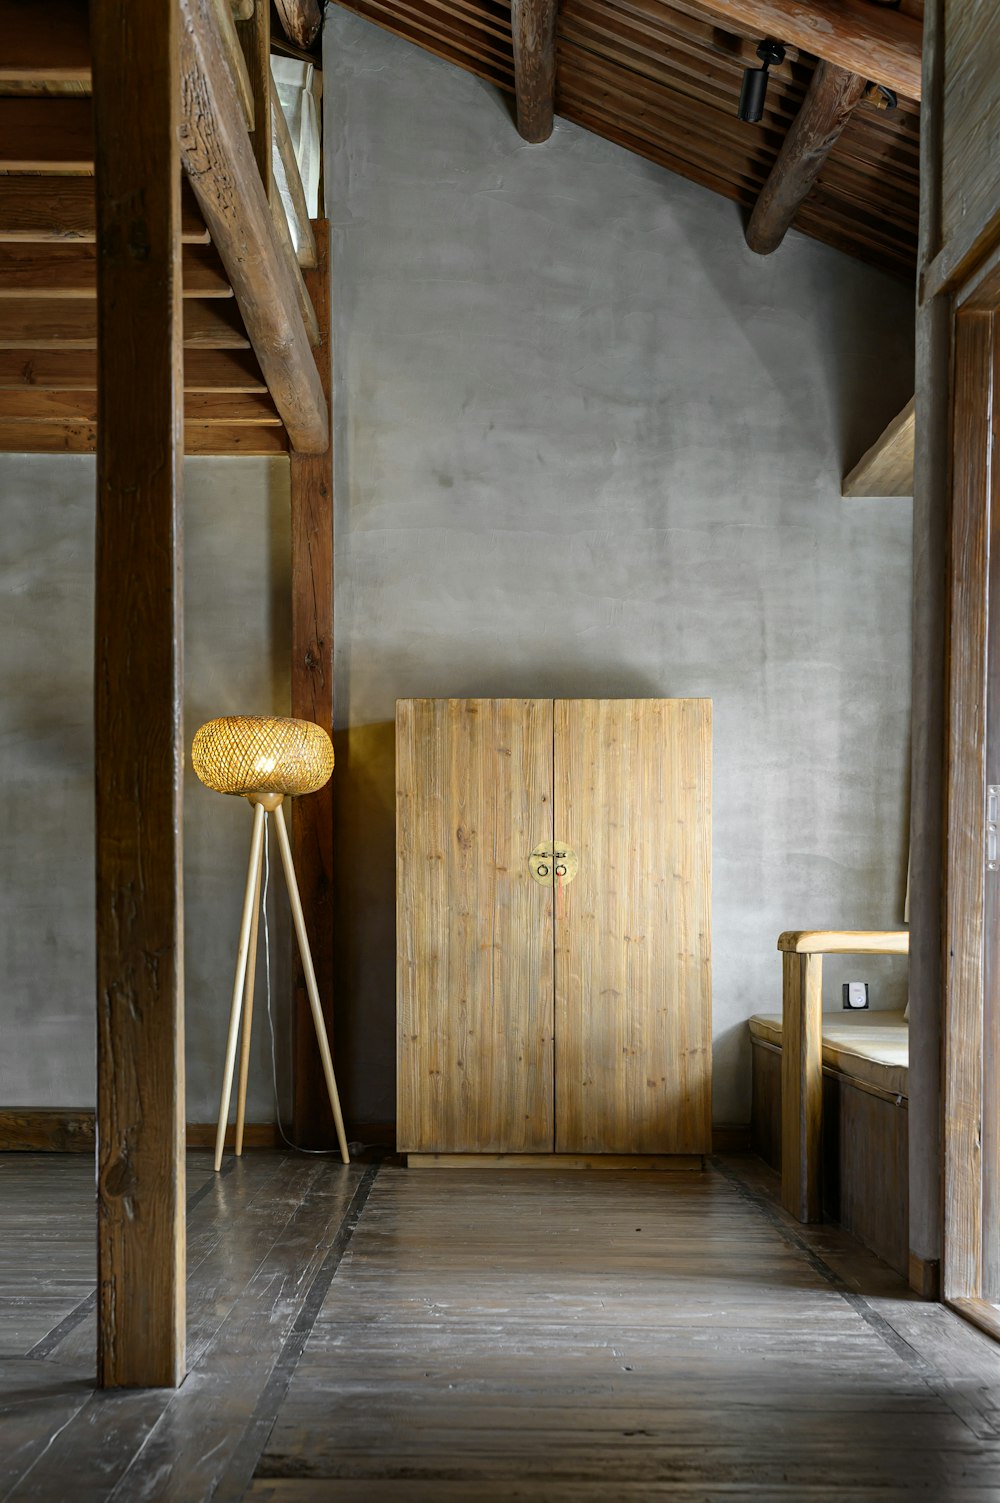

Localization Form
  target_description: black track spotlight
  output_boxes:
[738,40,786,123]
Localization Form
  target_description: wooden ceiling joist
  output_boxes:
[0,177,210,243]
[512,0,558,143]
[685,0,922,100]
[179,0,328,452]
[745,60,868,255]
[334,0,920,279]
[0,347,267,391]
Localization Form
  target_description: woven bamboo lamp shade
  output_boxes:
[192,715,333,798]
[191,714,347,1171]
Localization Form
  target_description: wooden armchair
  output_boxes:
[778,930,909,1223]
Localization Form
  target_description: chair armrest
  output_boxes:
[777,930,909,956]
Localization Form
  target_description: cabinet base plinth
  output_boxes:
[403,1153,706,1170]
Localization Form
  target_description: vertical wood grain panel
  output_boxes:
[781,951,824,1223]
[553,699,711,1155]
[290,219,334,1147]
[92,0,186,1387]
[982,322,1000,1297]
[943,311,993,1300]
[396,699,554,1152]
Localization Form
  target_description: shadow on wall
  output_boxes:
[333,721,397,1131]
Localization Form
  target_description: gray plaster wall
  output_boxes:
[326,10,915,1127]
[0,455,292,1123]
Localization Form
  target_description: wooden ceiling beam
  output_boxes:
[0,244,232,298]
[273,0,323,49]
[745,60,868,255]
[512,0,559,142]
[842,396,915,497]
[179,0,328,452]
[686,0,922,100]
[0,177,209,243]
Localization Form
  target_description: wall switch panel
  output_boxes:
[842,981,869,1010]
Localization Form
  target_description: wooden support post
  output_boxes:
[511,0,559,144]
[178,0,328,453]
[290,219,336,1146]
[745,60,868,256]
[92,0,186,1388]
[781,951,823,1223]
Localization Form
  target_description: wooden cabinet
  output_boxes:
[396,698,712,1161]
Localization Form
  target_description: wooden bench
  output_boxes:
[750,930,910,1270]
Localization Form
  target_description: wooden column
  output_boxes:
[291,219,336,1145]
[746,60,868,256]
[92,0,186,1387]
[511,0,559,144]
[780,951,823,1223]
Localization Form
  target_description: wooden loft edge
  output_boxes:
[689,0,922,101]
[842,397,916,498]
[179,0,328,452]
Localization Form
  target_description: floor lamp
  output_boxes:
[191,715,350,1170]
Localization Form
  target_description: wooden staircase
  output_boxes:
[0,0,324,456]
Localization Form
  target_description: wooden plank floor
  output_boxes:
[4,1153,1000,1499]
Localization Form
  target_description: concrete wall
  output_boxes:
[0,455,292,1122]
[326,11,915,1127]
[0,14,915,1133]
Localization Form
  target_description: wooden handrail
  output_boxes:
[778,929,910,955]
[179,0,328,452]
[779,929,909,1225]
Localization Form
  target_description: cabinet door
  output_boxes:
[554,699,712,1153]
[396,699,554,1152]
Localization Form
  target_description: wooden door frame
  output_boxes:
[942,263,1000,1334]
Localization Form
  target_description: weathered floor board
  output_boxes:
[254,1164,1000,1500]
[0,1151,369,1502]
[4,1153,1000,1500]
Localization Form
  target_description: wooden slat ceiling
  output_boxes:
[330,0,921,280]
[0,0,289,457]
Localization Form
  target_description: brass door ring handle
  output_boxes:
[528,843,578,886]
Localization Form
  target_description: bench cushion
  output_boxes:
[748,1010,909,1101]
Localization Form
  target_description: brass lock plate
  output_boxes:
[528,842,579,886]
